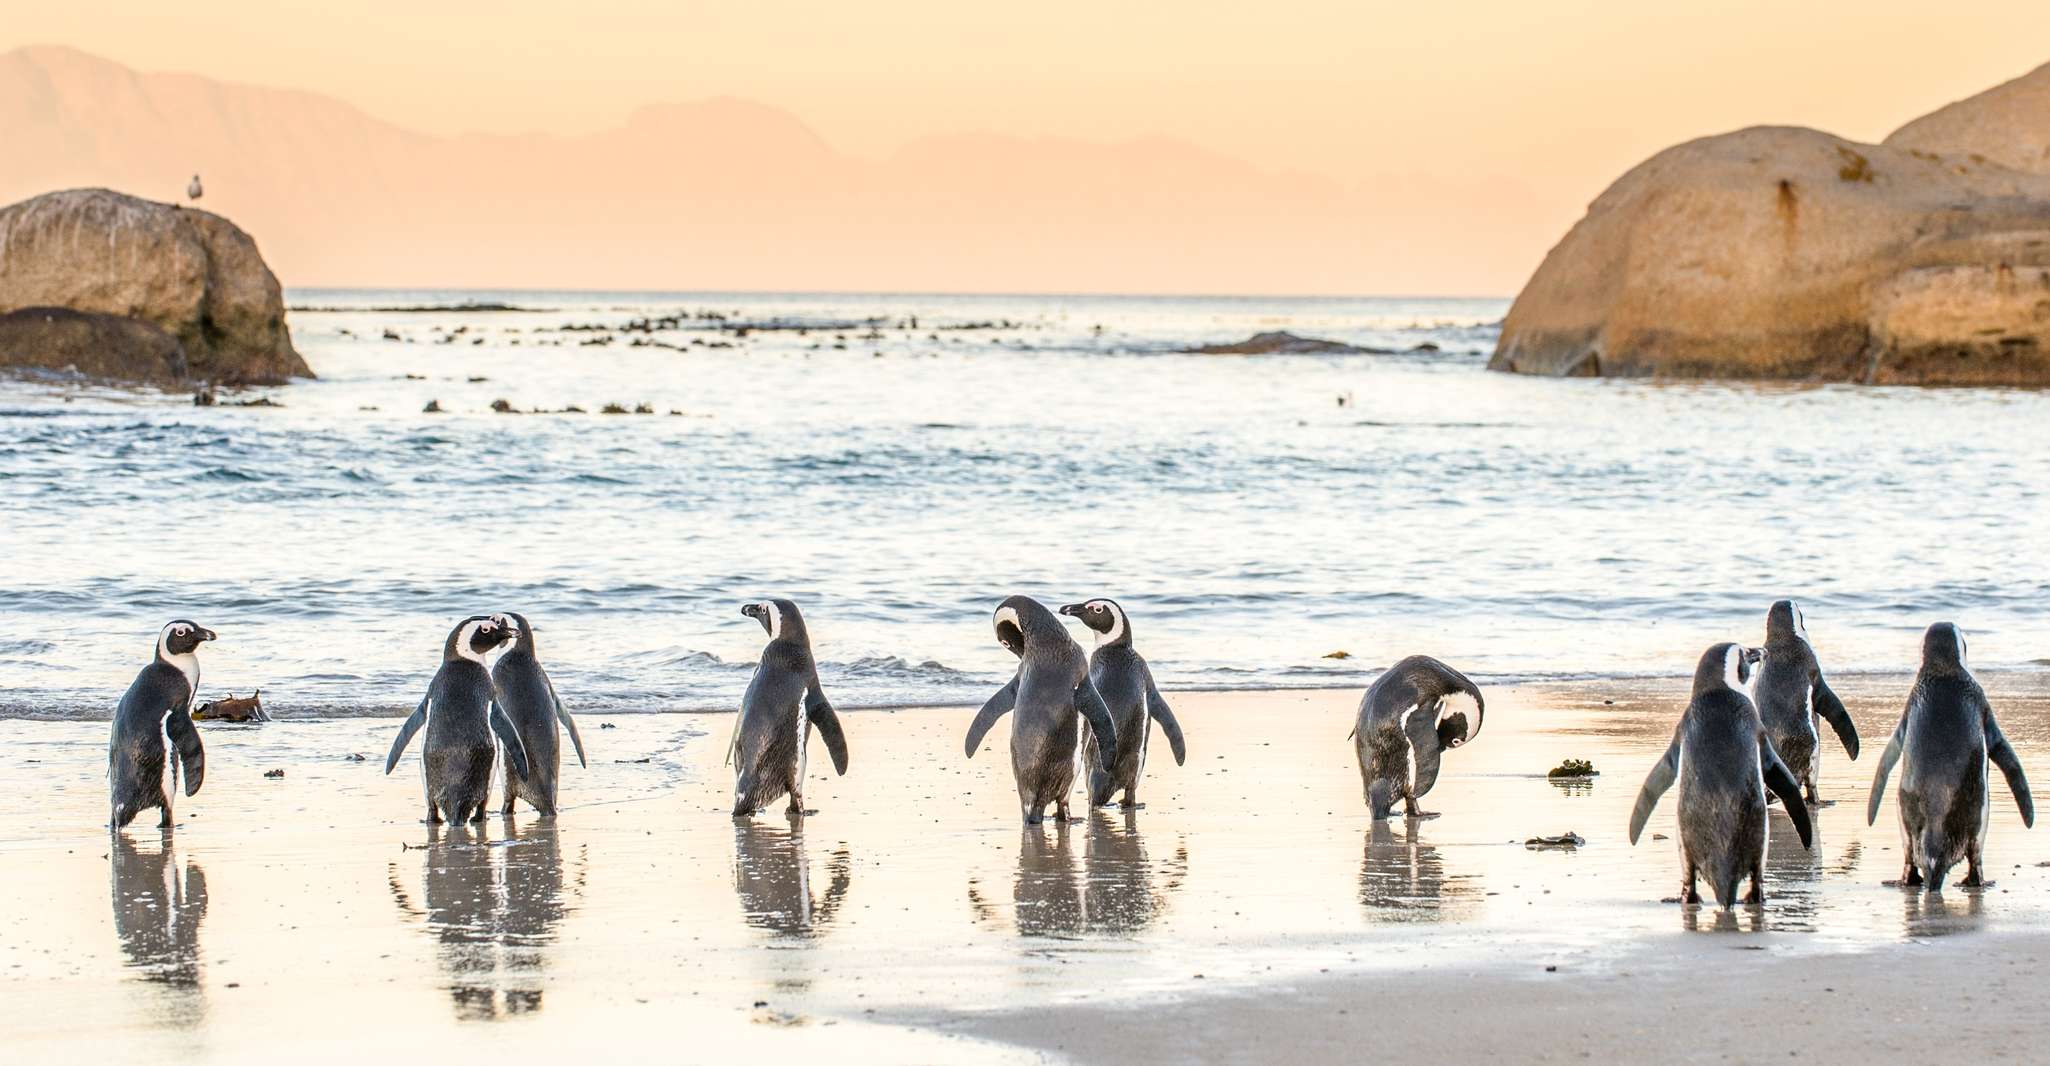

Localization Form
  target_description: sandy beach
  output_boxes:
[5,672,2047,1063]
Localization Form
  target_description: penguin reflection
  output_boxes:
[1082,810,1185,935]
[1358,820,1481,921]
[389,820,578,1020]
[110,832,209,1023]
[732,819,852,938]
[1901,885,1985,938]
[970,816,1185,938]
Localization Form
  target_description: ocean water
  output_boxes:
[1,290,2045,718]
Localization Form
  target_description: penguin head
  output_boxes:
[992,595,1059,657]
[1764,599,1807,645]
[1058,599,1129,645]
[1695,641,1762,697]
[445,614,515,664]
[500,612,536,652]
[157,620,217,659]
[1922,622,1969,675]
[741,598,803,643]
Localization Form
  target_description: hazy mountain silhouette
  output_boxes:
[0,45,1503,294]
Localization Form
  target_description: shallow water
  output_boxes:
[3,289,2047,717]
[5,675,2047,1060]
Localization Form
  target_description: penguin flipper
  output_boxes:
[491,700,531,780]
[1628,735,1680,845]
[553,693,588,768]
[965,677,1018,758]
[1144,673,1187,766]
[1866,718,1907,826]
[1984,705,2034,827]
[1813,674,1859,759]
[1760,738,1813,849]
[164,705,205,797]
[1075,680,1118,769]
[385,696,429,774]
[807,685,850,775]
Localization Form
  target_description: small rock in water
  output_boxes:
[344,753,367,762]
[602,402,629,415]
[422,399,442,413]
[263,769,285,779]
[1547,758,1599,779]
[467,376,488,383]
[193,387,217,407]
[599,722,617,730]
[1323,650,1352,660]
[1524,831,1585,850]
[490,398,514,413]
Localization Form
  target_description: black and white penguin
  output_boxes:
[730,599,849,817]
[109,620,216,829]
[385,615,531,824]
[1350,656,1485,820]
[1865,623,2033,890]
[1056,598,1185,807]
[1754,599,1859,803]
[965,596,1118,824]
[490,613,587,817]
[1629,643,1813,907]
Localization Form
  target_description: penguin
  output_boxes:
[385,615,531,824]
[108,620,216,829]
[1350,656,1485,820]
[965,596,1119,824]
[1056,599,1186,807]
[1629,643,1814,907]
[731,599,849,817]
[490,612,588,817]
[1753,599,1859,803]
[1865,623,2033,890]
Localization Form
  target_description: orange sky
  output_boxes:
[5,2,2047,294]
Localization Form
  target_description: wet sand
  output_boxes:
[3,673,2047,1062]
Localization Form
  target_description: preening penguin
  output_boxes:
[386,616,530,824]
[1351,656,1484,820]
[1866,623,2032,890]
[1057,599,1186,808]
[1629,643,1813,908]
[965,596,1119,825]
[731,599,848,817]
[490,613,587,817]
[109,620,217,829]
[1754,600,1858,803]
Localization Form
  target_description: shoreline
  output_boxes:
[6,680,2049,1063]
[5,666,2047,722]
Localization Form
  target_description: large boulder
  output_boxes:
[0,307,187,381]
[1493,107,2050,385]
[0,188,310,383]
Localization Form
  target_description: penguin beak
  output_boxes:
[197,627,217,642]
[1057,603,1085,617]
[741,604,763,620]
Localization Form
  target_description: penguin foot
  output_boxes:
[1742,888,1765,906]
[1404,810,1441,822]
[1961,873,1991,889]
[1120,801,1146,810]
[1680,889,1702,905]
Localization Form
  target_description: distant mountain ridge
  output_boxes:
[0,45,1516,294]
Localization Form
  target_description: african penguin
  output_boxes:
[490,613,588,817]
[386,615,531,824]
[731,599,849,817]
[108,620,216,829]
[1754,599,1859,804]
[1629,643,1814,908]
[1350,655,1484,820]
[966,595,1119,824]
[1057,599,1186,808]
[1866,623,2033,890]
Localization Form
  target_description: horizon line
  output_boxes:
[283,285,1515,304]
